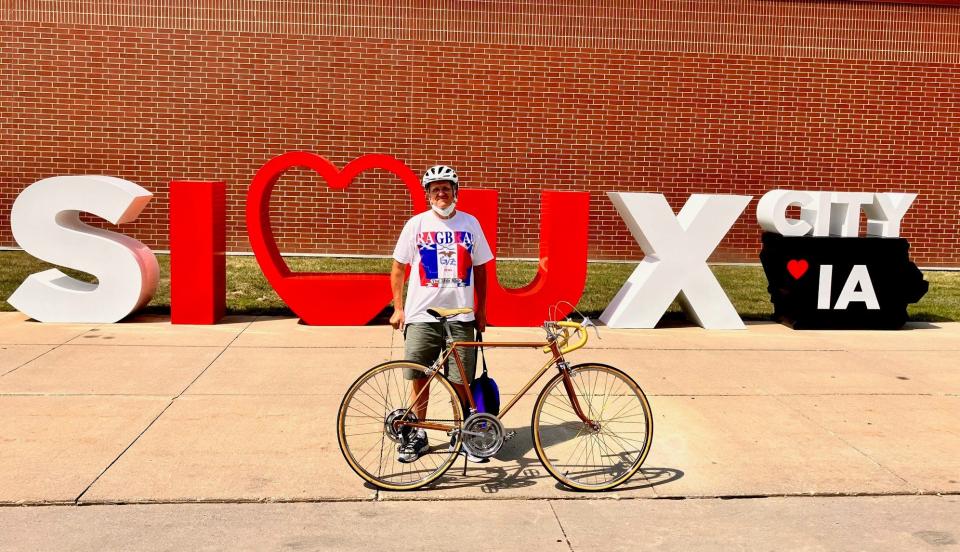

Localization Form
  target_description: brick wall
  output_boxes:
[2,1,959,266]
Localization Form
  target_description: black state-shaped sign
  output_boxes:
[759,232,928,330]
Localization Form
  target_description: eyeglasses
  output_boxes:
[428,187,453,196]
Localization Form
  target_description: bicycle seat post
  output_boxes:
[442,318,454,346]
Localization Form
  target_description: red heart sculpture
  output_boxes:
[246,152,426,325]
[787,259,809,280]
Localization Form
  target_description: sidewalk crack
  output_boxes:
[74,398,176,504]
[548,501,575,552]
[1,343,65,377]
[772,395,912,487]
[73,318,256,504]
[173,317,256,398]
[63,327,101,345]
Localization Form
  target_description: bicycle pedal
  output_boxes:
[504,431,516,441]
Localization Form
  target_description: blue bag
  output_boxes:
[470,332,500,415]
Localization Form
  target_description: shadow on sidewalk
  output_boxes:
[374,426,682,496]
[371,462,682,496]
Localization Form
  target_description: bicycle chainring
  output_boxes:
[461,413,505,459]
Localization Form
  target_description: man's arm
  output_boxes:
[389,260,407,330]
[474,263,487,333]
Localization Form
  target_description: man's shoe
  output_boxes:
[396,429,429,464]
[448,435,490,464]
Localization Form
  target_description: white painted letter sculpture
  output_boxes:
[756,190,916,238]
[600,193,753,330]
[8,176,159,323]
[5,173,923,330]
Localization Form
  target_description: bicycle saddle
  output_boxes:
[426,307,473,319]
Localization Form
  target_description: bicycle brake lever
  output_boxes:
[581,315,601,341]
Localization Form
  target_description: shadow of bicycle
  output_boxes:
[373,425,682,495]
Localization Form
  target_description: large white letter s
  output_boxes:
[8,176,159,322]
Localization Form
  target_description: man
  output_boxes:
[390,164,493,464]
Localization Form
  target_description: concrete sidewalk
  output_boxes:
[1,312,957,505]
[2,496,959,551]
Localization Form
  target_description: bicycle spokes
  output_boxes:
[532,364,653,491]
[337,361,463,490]
[339,320,654,492]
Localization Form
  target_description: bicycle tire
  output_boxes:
[531,363,653,491]
[337,360,463,491]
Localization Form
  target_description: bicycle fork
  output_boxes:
[558,360,601,431]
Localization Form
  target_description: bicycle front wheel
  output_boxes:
[532,363,653,491]
[337,361,463,491]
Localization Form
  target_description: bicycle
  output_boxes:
[336,307,653,491]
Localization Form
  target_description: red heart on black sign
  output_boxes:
[787,259,809,279]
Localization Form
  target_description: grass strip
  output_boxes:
[1,250,956,322]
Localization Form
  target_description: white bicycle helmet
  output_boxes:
[421,165,458,192]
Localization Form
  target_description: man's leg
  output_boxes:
[403,323,443,421]
[445,321,478,415]
[444,321,491,463]
[410,377,430,421]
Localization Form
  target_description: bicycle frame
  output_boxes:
[397,322,594,435]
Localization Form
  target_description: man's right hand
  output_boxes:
[389,260,407,331]
[389,308,405,330]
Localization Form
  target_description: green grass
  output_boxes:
[909,271,960,322]
[1,250,957,322]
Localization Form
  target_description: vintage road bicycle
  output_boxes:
[336,307,654,491]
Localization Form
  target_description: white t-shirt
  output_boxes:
[393,210,494,324]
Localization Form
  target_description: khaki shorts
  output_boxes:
[403,321,477,385]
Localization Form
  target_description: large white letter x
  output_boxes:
[600,193,752,329]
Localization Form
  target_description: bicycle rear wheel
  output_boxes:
[337,360,463,491]
[531,363,653,491]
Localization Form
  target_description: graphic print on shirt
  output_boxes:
[417,231,475,287]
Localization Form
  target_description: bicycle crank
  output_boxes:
[460,413,505,459]
[460,428,515,439]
